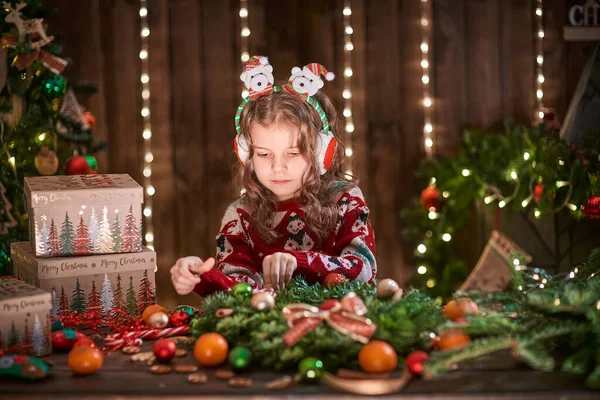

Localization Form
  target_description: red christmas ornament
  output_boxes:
[64,155,91,175]
[320,299,341,311]
[406,350,429,375]
[534,184,545,202]
[169,310,191,327]
[323,273,345,288]
[420,187,441,210]
[51,329,88,351]
[153,339,177,363]
[583,196,600,219]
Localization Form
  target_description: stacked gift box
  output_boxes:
[2,174,157,356]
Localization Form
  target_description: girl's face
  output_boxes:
[249,121,309,201]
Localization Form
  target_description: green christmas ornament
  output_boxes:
[0,249,10,275]
[232,283,253,298]
[175,305,196,319]
[298,357,324,383]
[41,75,67,99]
[228,346,252,371]
[84,155,97,171]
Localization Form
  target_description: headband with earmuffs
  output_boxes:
[234,56,337,175]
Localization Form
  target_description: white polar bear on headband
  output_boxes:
[240,56,274,99]
[288,63,335,96]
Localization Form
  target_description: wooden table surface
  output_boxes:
[1,342,598,399]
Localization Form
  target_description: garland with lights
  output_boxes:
[401,123,600,298]
[0,0,103,267]
[187,246,600,390]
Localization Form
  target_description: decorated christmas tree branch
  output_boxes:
[401,123,600,298]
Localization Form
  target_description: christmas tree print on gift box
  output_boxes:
[10,242,156,318]
[49,271,154,318]
[25,174,143,257]
[0,277,52,357]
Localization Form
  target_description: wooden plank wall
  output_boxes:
[45,0,586,308]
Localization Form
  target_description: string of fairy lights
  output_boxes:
[420,0,433,158]
[535,0,545,121]
[240,0,250,100]
[342,1,354,178]
[139,0,154,251]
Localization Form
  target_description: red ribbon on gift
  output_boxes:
[1,34,67,75]
[281,292,376,347]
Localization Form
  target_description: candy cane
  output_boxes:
[104,326,189,348]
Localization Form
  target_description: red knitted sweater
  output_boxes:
[193,185,376,296]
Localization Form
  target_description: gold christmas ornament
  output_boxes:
[34,146,59,175]
[147,311,169,329]
[376,279,400,299]
[250,292,275,311]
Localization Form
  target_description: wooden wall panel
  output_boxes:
[146,0,176,307]
[501,0,536,125]
[433,0,468,156]
[169,0,206,260]
[201,1,239,244]
[466,0,503,129]
[365,0,406,283]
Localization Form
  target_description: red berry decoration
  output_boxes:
[169,310,191,327]
[323,273,345,288]
[420,187,441,210]
[51,329,88,351]
[153,339,177,363]
[64,155,91,175]
[406,350,429,375]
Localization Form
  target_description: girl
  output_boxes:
[170,58,376,296]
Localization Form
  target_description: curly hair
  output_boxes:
[234,88,356,243]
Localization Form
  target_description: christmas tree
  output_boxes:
[98,206,114,253]
[8,321,20,347]
[58,286,69,316]
[100,273,114,315]
[50,287,58,318]
[112,273,124,311]
[86,280,101,314]
[59,212,74,256]
[0,0,103,256]
[137,270,154,313]
[73,215,90,255]
[47,218,59,256]
[125,276,138,316]
[32,314,45,356]
[122,205,140,253]
[111,212,122,253]
[21,318,31,349]
[35,217,48,256]
[70,277,86,314]
[88,207,99,253]
[0,181,17,236]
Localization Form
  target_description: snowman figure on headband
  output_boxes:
[240,56,274,99]
[288,63,335,96]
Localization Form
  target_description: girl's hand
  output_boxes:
[170,256,215,295]
[262,252,297,290]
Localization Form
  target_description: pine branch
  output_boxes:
[513,342,555,371]
[424,336,514,378]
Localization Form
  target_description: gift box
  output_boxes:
[24,174,143,257]
[10,242,156,318]
[0,276,52,357]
